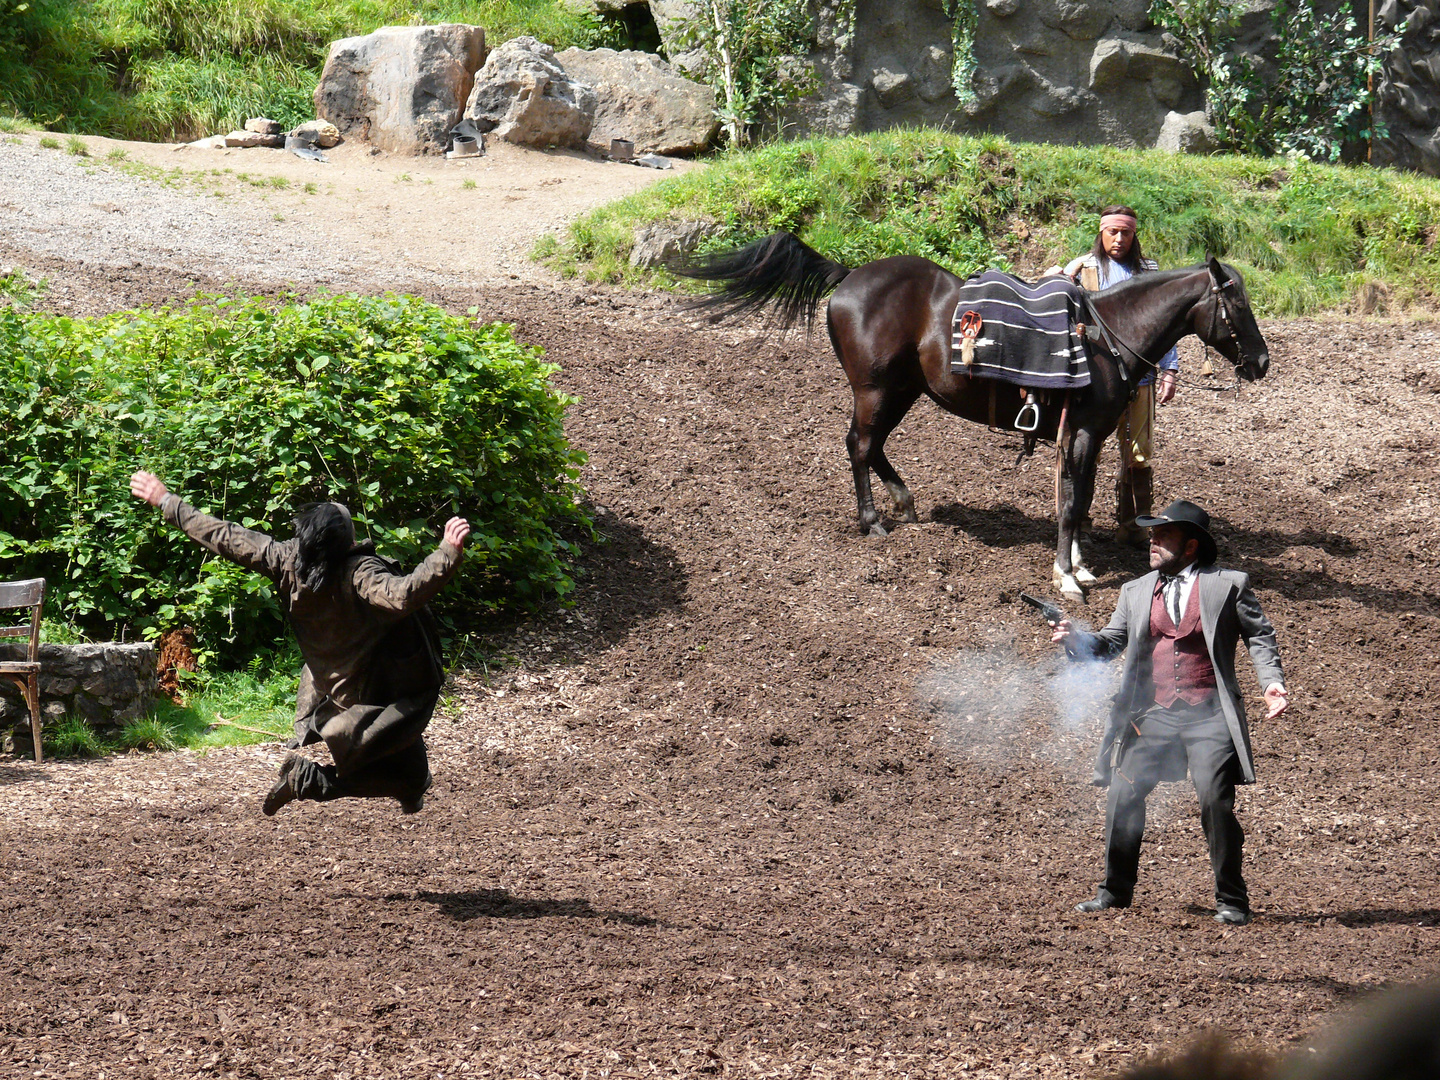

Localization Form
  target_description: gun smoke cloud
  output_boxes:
[915,624,1119,775]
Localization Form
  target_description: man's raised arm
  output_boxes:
[129,470,286,580]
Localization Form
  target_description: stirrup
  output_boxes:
[1014,394,1041,433]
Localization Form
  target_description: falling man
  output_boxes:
[130,470,470,816]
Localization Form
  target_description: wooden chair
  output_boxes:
[0,578,45,763]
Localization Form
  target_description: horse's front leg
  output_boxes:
[1054,428,1101,601]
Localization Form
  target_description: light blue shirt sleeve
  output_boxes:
[1086,256,1180,385]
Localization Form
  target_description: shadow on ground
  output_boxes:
[400,888,662,927]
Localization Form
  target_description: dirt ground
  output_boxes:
[2,138,1439,1080]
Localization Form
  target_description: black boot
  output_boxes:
[1113,472,1137,546]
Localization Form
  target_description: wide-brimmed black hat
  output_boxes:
[1135,499,1218,565]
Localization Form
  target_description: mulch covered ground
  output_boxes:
[3,263,1438,1079]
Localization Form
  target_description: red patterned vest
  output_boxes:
[1150,578,1216,707]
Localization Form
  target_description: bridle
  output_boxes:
[1084,271,1255,394]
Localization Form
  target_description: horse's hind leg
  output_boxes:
[847,385,922,536]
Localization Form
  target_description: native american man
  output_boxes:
[1048,205,1181,546]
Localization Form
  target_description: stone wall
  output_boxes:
[640,0,1439,174]
[0,643,158,741]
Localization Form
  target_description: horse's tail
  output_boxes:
[668,230,851,333]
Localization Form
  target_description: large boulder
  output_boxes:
[555,47,717,155]
[465,36,597,149]
[629,218,717,268]
[315,24,486,155]
[1154,109,1216,154]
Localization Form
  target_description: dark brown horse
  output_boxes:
[672,231,1270,599]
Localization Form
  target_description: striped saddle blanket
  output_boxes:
[949,271,1091,390]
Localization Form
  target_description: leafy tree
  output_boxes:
[1151,0,1405,161]
[664,0,816,147]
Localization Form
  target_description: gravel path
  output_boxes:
[2,139,376,287]
[1,130,688,292]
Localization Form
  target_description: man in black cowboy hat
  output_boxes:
[1051,499,1288,925]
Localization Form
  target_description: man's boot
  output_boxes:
[1113,472,1137,546]
[262,753,304,816]
[1128,468,1154,549]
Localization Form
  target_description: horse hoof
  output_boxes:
[1074,565,1097,586]
[1053,567,1087,603]
[866,524,888,538]
[900,510,919,525]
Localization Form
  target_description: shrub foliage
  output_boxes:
[0,293,590,665]
[1151,0,1404,162]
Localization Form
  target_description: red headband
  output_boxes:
[1100,213,1138,232]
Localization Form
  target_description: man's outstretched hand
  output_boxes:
[1264,684,1289,720]
[130,471,168,507]
[443,516,471,550]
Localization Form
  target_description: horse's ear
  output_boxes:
[1205,253,1227,282]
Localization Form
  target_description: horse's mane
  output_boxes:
[1090,265,1203,302]
[1090,261,1246,303]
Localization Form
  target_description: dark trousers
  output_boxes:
[289,695,436,806]
[1098,700,1248,911]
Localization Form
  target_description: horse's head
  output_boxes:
[1199,256,1269,382]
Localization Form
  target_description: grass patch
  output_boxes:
[1,0,630,141]
[114,716,181,752]
[0,268,47,310]
[44,715,106,758]
[106,147,128,161]
[41,661,298,758]
[65,135,88,155]
[543,131,1440,317]
[0,114,35,133]
[462,178,477,190]
[38,136,59,149]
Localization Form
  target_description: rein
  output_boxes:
[1084,275,1250,393]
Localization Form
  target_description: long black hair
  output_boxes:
[293,502,354,592]
[1091,204,1147,274]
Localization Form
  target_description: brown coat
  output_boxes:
[160,495,463,734]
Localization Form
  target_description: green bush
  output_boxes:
[115,716,181,752]
[0,293,590,666]
[543,131,1440,315]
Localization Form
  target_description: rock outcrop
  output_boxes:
[629,218,717,268]
[1155,109,1215,154]
[555,47,718,155]
[1373,0,1440,176]
[465,36,598,150]
[315,24,487,154]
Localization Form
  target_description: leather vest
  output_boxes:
[1149,580,1216,707]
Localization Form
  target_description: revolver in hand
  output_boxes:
[1019,591,1065,625]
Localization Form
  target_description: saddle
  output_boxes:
[949,270,1092,391]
